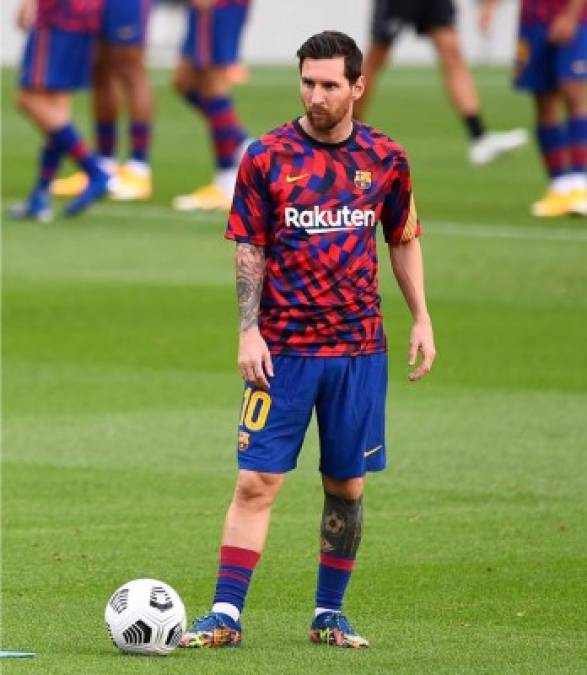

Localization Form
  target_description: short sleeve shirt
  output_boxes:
[226,119,420,357]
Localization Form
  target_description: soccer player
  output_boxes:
[172,0,252,211]
[51,0,154,201]
[179,31,436,649]
[10,0,111,220]
[483,0,587,216]
[355,0,528,165]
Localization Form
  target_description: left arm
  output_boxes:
[389,238,436,382]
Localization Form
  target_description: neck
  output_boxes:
[299,114,354,144]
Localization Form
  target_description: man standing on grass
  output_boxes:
[483,0,587,216]
[180,31,436,649]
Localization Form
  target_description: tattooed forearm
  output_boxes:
[236,243,266,331]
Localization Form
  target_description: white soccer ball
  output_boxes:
[105,578,187,655]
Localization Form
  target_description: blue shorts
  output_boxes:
[235,353,388,479]
[20,28,95,91]
[102,0,151,47]
[181,4,249,67]
[515,23,587,93]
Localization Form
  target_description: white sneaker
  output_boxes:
[469,129,528,166]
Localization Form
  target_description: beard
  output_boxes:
[306,104,348,132]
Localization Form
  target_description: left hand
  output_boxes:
[548,12,579,45]
[408,316,436,382]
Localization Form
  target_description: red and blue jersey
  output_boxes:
[521,0,587,25]
[226,119,420,358]
[36,0,103,33]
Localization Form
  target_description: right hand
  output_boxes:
[548,11,580,45]
[238,327,274,390]
[17,0,37,30]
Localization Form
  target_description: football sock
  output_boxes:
[95,121,116,159]
[199,95,247,169]
[315,492,363,612]
[212,545,260,615]
[464,114,486,140]
[50,124,104,179]
[316,553,356,612]
[36,141,63,190]
[568,116,587,180]
[129,121,151,163]
[537,123,568,179]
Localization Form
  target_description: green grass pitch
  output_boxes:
[2,66,587,674]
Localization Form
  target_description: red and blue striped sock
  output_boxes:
[315,553,356,612]
[199,95,247,169]
[536,123,569,178]
[36,141,63,190]
[50,124,103,179]
[129,121,151,163]
[95,121,116,160]
[212,545,260,614]
[568,116,587,174]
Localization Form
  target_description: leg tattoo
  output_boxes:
[320,492,363,558]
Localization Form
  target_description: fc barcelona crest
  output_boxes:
[238,431,250,451]
[354,170,372,190]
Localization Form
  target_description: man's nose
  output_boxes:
[311,87,325,105]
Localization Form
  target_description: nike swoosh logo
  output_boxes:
[364,445,383,458]
[286,173,310,183]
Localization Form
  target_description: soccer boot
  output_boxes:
[172,183,232,211]
[531,190,572,217]
[111,161,152,201]
[568,188,587,216]
[51,171,88,197]
[469,129,528,166]
[309,611,369,649]
[63,170,111,217]
[9,188,53,222]
[178,612,241,648]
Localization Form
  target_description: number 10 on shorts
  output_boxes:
[239,387,272,431]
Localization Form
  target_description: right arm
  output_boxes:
[236,243,274,390]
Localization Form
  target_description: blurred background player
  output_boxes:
[355,0,528,165]
[9,0,111,220]
[172,0,252,211]
[52,0,154,201]
[484,0,587,216]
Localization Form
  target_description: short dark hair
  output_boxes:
[297,31,363,83]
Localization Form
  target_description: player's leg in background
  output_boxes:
[353,42,391,120]
[531,90,576,215]
[172,2,251,211]
[179,470,283,648]
[429,25,528,165]
[51,41,120,198]
[560,78,587,214]
[104,42,154,200]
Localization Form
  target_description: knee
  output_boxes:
[323,476,364,501]
[561,83,587,116]
[233,471,282,511]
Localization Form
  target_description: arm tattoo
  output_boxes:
[320,493,363,558]
[236,243,266,331]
